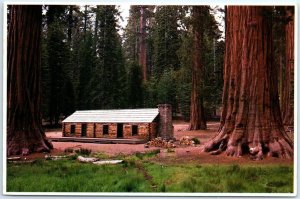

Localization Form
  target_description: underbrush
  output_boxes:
[7,154,293,193]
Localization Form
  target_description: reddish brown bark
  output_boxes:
[139,6,147,81]
[7,5,53,156]
[204,6,293,159]
[189,6,207,130]
[281,7,294,126]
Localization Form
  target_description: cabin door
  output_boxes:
[117,123,123,138]
[81,124,87,137]
[70,125,75,136]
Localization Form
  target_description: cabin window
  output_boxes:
[81,124,87,137]
[103,125,109,135]
[132,125,138,136]
[70,125,75,135]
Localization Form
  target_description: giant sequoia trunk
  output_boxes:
[204,6,293,159]
[281,6,294,126]
[189,6,207,130]
[7,5,53,156]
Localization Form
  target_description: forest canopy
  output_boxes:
[37,5,225,125]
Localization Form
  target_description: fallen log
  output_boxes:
[45,155,68,160]
[77,156,99,163]
[93,160,123,165]
[7,157,21,161]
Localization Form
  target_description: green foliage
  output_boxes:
[167,148,175,153]
[156,69,177,111]
[40,5,225,123]
[176,32,193,119]
[123,6,141,63]
[134,149,161,160]
[143,77,159,107]
[45,18,74,124]
[126,62,144,108]
[41,5,127,122]
[74,148,92,156]
[174,6,224,119]
[61,78,76,116]
[91,152,110,159]
[88,5,126,109]
[191,137,200,144]
[152,6,182,77]
[201,35,224,118]
[76,32,95,109]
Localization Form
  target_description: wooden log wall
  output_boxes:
[150,122,157,139]
[63,122,157,140]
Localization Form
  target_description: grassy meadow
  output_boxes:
[6,151,293,193]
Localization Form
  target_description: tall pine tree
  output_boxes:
[88,5,126,109]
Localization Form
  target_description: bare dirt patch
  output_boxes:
[154,147,293,166]
[14,121,293,165]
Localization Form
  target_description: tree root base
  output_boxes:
[7,137,53,157]
[204,136,293,160]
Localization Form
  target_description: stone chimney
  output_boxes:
[158,104,174,140]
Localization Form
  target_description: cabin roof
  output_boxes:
[62,108,159,123]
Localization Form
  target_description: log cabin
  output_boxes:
[62,104,173,141]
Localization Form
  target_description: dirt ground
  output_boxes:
[22,121,293,165]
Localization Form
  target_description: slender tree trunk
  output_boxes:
[132,5,139,62]
[7,5,53,156]
[84,5,88,41]
[282,6,294,126]
[139,6,147,81]
[94,6,99,56]
[204,6,293,159]
[189,6,207,130]
[67,6,73,44]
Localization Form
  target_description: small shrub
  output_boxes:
[135,149,160,160]
[75,148,91,156]
[114,153,126,159]
[92,152,110,159]
[191,138,200,144]
[148,149,161,155]
[68,153,78,160]
[121,158,137,168]
[167,148,175,153]
[64,148,74,153]
[135,152,144,159]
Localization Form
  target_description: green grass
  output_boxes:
[7,159,151,192]
[7,157,293,193]
[143,163,293,193]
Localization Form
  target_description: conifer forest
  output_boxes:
[7,5,294,160]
